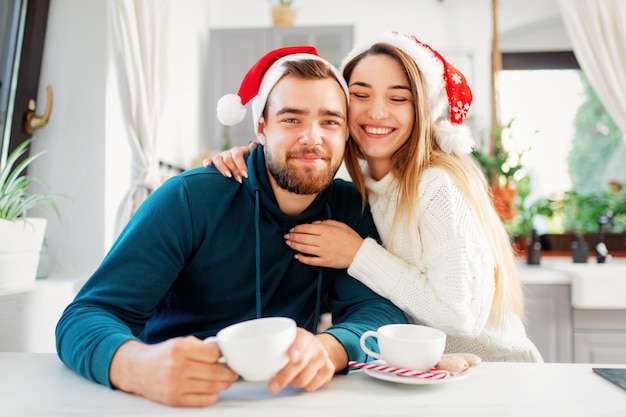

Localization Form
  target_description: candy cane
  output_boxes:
[348,360,450,380]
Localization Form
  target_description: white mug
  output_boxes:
[204,317,296,382]
[360,324,446,371]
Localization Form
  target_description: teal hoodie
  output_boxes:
[56,145,407,387]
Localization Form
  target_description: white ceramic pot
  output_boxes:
[0,217,47,294]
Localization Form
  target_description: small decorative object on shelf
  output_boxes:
[270,0,296,27]
[595,211,614,263]
[526,229,542,265]
[570,233,589,263]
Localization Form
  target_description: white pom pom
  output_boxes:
[435,121,475,156]
[216,94,247,126]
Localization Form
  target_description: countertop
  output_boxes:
[517,256,625,283]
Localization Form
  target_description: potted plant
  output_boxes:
[472,119,527,222]
[544,183,626,252]
[506,175,554,252]
[0,139,60,293]
[268,0,296,26]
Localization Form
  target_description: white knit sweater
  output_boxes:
[348,168,543,362]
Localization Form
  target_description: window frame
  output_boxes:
[502,51,579,70]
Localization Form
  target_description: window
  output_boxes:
[499,52,625,233]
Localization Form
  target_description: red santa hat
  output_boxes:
[217,45,350,139]
[340,32,475,156]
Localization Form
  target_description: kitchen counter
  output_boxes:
[518,255,626,283]
[517,258,572,285]
[517,256,626,309]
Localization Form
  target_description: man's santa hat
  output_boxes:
[216,45,350,139]
[341,32,475,155]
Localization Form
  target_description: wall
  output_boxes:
[29,0,108,279]
[28,0,569,279]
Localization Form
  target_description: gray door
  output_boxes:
[0,0,50,167]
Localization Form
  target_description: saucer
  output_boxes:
[362,360,471,385]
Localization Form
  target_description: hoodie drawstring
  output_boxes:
[252,190,330,334]
[312,270,322,335]
[311,203,332,334]
[254,189,262,319]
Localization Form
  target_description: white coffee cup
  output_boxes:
[360,324,446,371]
[204,317,296,382]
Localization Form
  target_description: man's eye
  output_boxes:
[322,120,340,126]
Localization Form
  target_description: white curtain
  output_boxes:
[559,0,626,136]
[110,0,168,237]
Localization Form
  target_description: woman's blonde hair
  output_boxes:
[342,43,524,326]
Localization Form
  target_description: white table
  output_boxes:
[0,353,625,416]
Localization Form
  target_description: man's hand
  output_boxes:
[267,329,347,394]
[284,220,364,268]
[110,337,238,407]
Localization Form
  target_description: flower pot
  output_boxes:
[491,185,517,221]
[272,5,296,26]
[0,217,47,294]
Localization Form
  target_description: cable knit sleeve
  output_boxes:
[348,168,495,338]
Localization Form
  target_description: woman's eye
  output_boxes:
[391,96,409,102]
[351,92,368,99]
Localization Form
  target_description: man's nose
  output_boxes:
[299,123,323,145]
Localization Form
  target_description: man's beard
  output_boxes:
[266,147,337,195]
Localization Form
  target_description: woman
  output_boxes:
[207,32,543,362]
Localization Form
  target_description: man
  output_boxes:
[55,46,407,407]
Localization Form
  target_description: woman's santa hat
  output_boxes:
[341,32,475,156]
[217,45,350,139]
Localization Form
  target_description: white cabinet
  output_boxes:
[524,284,573,363]
[520,258,626,364]
[207,26,353,149]
[513,278,626,364]
[573,309,626,364]
[0,278,83,352]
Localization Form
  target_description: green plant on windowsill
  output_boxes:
[472,118,528,222]
[1,139,66,290]
[506,175,554,240]
[0,139,61,221]
[553,182,626,234]
[471,118,526,189]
